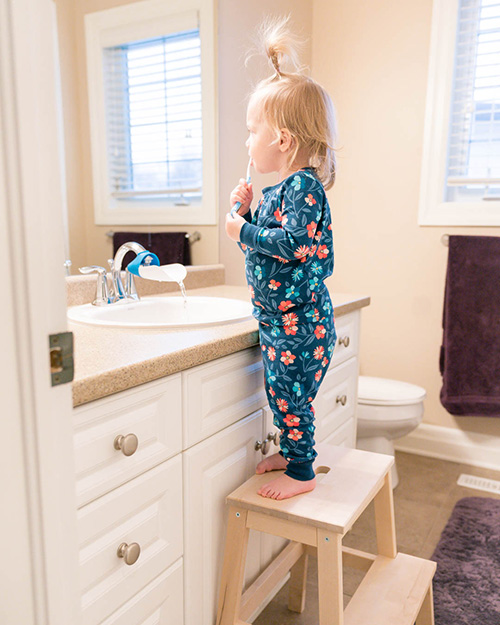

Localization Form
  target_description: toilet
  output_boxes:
[356,376,426,488]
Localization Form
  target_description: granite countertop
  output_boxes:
[69,282,370,407]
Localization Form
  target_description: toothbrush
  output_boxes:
[230,158,252,218]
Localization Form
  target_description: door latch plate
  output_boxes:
[49,332,74,386]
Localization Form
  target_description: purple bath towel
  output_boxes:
[440,235,500,416]
[113,232,191,269]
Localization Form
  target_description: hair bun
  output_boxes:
[260,15,302,77]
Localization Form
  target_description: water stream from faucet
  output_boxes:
[178,280,188,305]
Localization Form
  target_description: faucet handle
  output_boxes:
[79,266,111,306]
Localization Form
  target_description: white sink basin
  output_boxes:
[67,296,254,329]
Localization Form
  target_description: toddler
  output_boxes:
[225,18,337,500]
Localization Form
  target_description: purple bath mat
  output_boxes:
[431,497,500,625]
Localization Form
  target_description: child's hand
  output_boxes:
[230,179,253,215]
[225,211,246,241]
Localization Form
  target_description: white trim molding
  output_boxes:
[85,0,218,226]
[418,0,500,226]
[395,422,500,471]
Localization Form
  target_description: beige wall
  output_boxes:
[218,0,313,286]
[55,0,219,271]
[312,0,500,438]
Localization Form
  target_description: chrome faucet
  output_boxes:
[79,242,160,306]
[112,241,147,302]
[79,265,112,306]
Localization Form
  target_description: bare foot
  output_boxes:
[258,474,316,500]
[256,452,288,475]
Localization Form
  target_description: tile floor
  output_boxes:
[253,450,500,624]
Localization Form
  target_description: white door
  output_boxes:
[0,0,80,624]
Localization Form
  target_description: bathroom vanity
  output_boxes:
[69,280,369,625]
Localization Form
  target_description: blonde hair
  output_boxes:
[249,16,337,190]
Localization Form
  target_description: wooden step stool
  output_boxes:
[216,443,436,625]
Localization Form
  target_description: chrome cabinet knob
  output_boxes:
[255,439,270,454]
[255,430,280,454]
[336,395,347,406]
[266,431,280,446]
[338,336,350,348]
[117,542,141,565]
[114,433,139,456]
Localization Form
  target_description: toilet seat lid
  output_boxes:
[358,376,426,406]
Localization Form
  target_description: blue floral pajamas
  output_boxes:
[238,168,336,481]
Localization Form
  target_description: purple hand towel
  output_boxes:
[440,235,500,416]
[113,232,191,269]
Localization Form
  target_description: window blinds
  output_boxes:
[103,29,202,201]
[446,0,500,201]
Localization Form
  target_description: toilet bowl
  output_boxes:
[356,376,426,488]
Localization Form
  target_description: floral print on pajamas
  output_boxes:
[238,168,336,481]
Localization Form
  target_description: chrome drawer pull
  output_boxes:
[336,395,347,406]
[338,336,350,348]
[117,542,141,565]
[114,433,139,457]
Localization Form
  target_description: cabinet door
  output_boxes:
[182,347,266,448]
[100,559,183,625]
[260,407,289,574]
[183,411,263,625]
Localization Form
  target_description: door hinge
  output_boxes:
[49,332,74,386]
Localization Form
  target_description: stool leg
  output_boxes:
[288,551,309,613]
[216,506,250,625]
[317,530,343,625]
[373,472,397,558]
[416,584,435,625]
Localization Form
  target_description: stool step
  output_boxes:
[227,444,394,535]
[344,553,436,625]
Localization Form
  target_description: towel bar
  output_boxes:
[441,234,449,246]
[105,230,201,244]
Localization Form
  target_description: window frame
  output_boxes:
[85,0,217,226]
[418,0,500,226]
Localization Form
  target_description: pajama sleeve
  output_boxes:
[239,174,323,261]
[236,209,253,253]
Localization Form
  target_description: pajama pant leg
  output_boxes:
[259,316,336,481]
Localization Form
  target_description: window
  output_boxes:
[85,0,217,225]
[419,0,500,225]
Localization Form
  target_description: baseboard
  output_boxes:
[394,423,500,471]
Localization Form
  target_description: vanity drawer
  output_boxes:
[100,558,183,625]
[182,347,266,449]
[78,455,183,625]
[322,418,356,448]
[314,357,358,443]
[74,375,182,508]
[333,310,360,366]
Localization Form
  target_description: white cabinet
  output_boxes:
[315,310,360,446]
[74,375,182,508]
[182,347,266,448]
[78,456,183,625]
[73,308,363,624]
[99,559,184,625]
[182,411,264,625]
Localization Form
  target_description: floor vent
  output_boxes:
[457,473,500,495]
